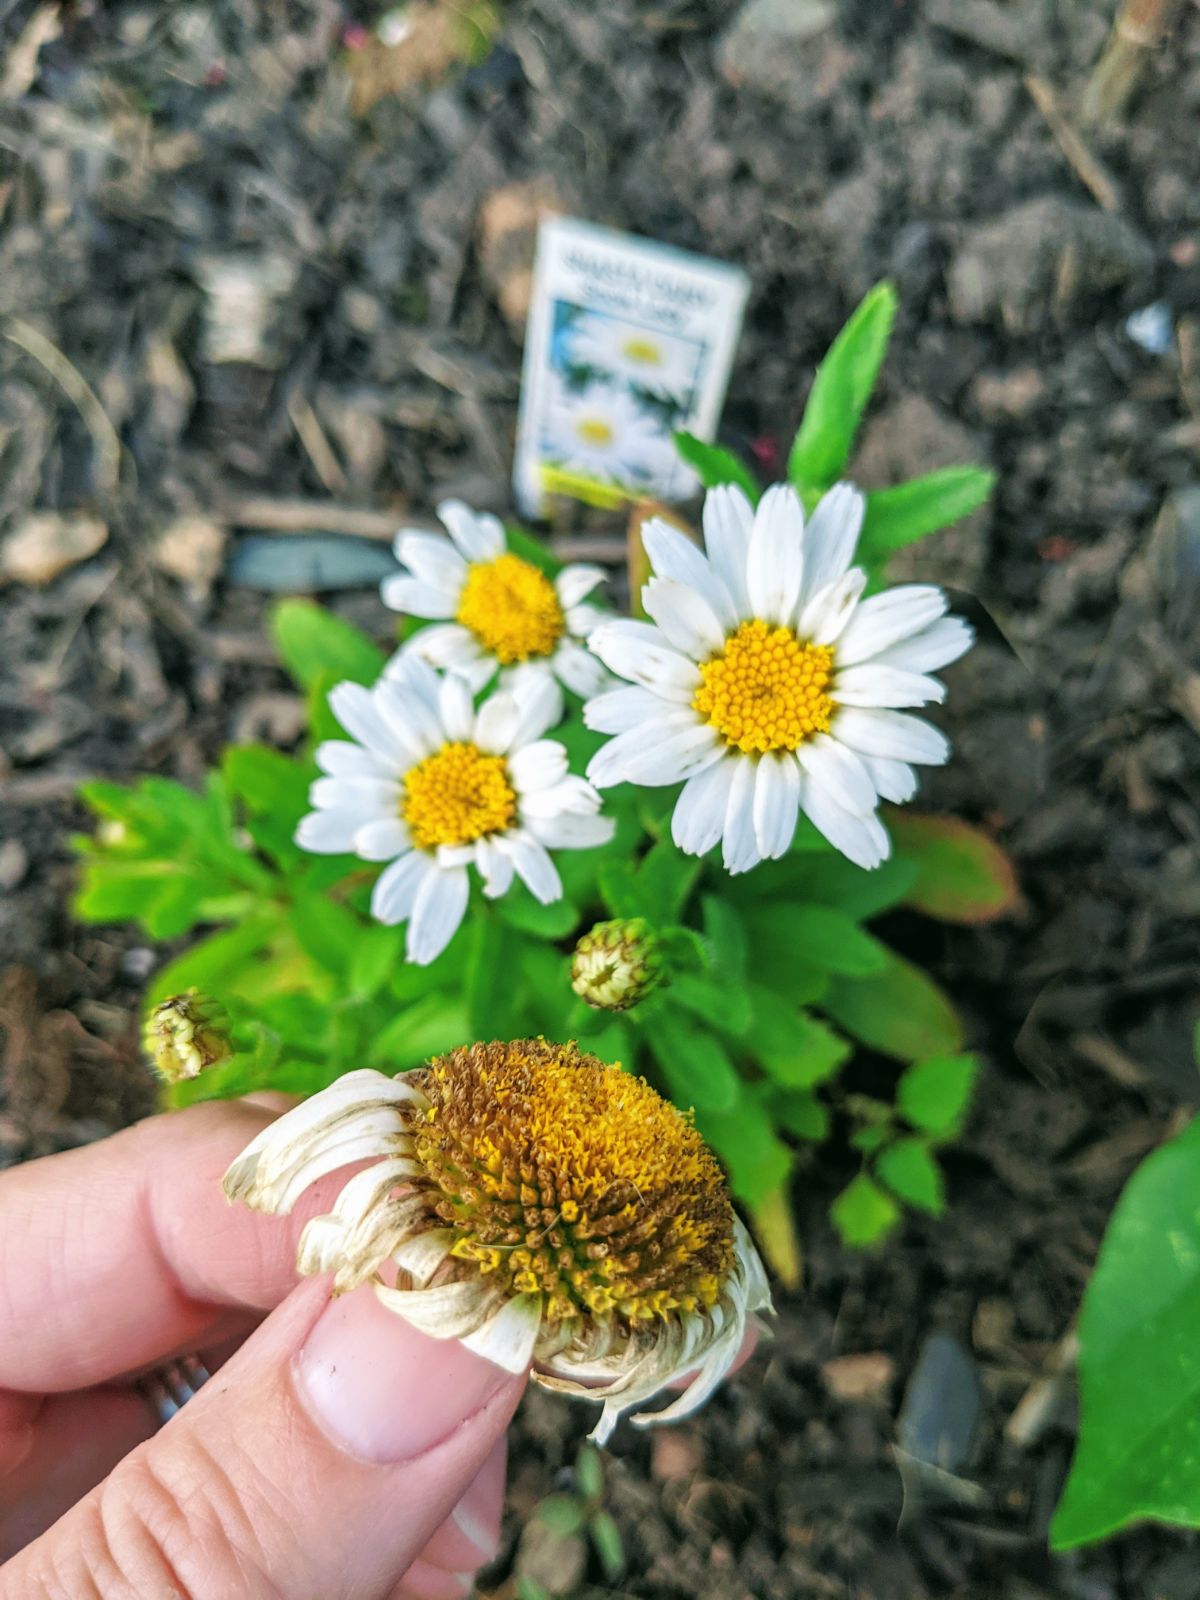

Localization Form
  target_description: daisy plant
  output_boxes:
[75,282,1016,1391]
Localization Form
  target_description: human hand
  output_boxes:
[0,1098,525,1599]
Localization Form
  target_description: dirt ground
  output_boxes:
[2,2,1199,1595]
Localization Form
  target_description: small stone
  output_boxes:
[820,1351,896,1405]
[717,0,837,103]
[478,176,571,336]
[970,366,1046,421]
[195,253,298,367]
[0,839,28,891]
[1,512,108,586]
[651,1430,703,1482]
[897,1332,981,1473]
[1125,301,1174,355]
[152,515,228,596]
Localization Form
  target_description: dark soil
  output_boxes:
[2,2,1199,1595]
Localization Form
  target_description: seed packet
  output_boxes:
[514,218,749,517]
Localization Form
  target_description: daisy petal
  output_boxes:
[370,850,432,924]
[353,817,411,861]
[833,665,946,708]
[506,667,564,743]
[498,830,562,904]
[374,680,440,760]
[379,576,458,619]
[722,757,762,875]
[552,638,609,699]
[314,741,398,779]
[753,753,801,860]
[641,519,737,628]
[437,674,475,741]
[861,754,918,803]
[437,499,505,561]
[475,834,515,898]
[395,531,467,592]
[526,812,616,850]
[406,864,469,964]
[870,616,974,673]
[399,623,487,671]
[799,779,890,870]
[556,563,606,608]
[473,690,521,755]
[296,809,362,854]
[588,620,700,702]
[797,567,867,644]
[834,707,951,765]
[746,483,805,625]
[509,738,569,793]
[837,585,948,667]
[797,483,865,608]
[328,682,411,764]
[584,686,664,735]
[796,734,877,815]
[672,758,736,857]
[460,1293,544,1374]
[702,484,754,616]
[589,719,722,789]
[643,576,726,659]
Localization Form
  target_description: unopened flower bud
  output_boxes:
[144,990,232,1083]
[571,918,662,1012]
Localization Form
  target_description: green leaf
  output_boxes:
[589,1509,625,1580]
[888,811,1019,924]
[146,911,285,1006]
[515,1581,553,1600]
[746,987,851,1088]
[674,430,760,503]
[752,905,887,978]
[575,1445,603,1501]
[464,912,527,1039]
[765,852,919,921]
[701,895,747,985]
[636,837,701,920]
[494,888,579,939]
[787,281,898,489]
[668,972,753,1036]
[347,924,405,999]
[1052,1117,1200,1548]
[290,891,364,978]
[770,1089,830,1142]
[698,1092,794,1208]
[830,1173,901,1248]
[370,993,471,1070]
[857,466,995,565]
[535,1494,586,1535]
[897,1052,979,1139]
[222,745,311,821]
[646,1014,740,1113]
[747,1181,803,1289]
[597,860,640,919]
[822,950,964,1063]
[271,599,385,692]
[877,1137,944,1214]
[505,523,561,577]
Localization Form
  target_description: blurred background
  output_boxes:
[1,2,1198,1595]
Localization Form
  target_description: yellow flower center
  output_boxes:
[455,552,565,665]
[575,417,615,447]
[411,1040,734,1328]
[621,336,662,368]
[401,742,517,851]
[694,618,835,754]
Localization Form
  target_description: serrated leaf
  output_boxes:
[770,1089,830,1142]
[831,1173,901,1248]
[822,950,964,1063]
[146,911,285,1006]
[748,1180,803,1288]
[701,894,747,985]
[747,987,851,1088]
[647,1014,740,1113]
[347,923,405,999]
[697,1091,794,1208]
[636,836,701,920]
[897,1053,979,1139]
[271,598,385,692]
[752,905,887,978]
[1052,1117,1200,1549]
[668,972,753,1035]
[888,811,1018,924]
[494,886,579,939]
[370,993,471,1070]
[763,851,919,921]
[674,430,761,503]
[857,466,995,566]
[877,1137,944,1214]
[787,281,898,489]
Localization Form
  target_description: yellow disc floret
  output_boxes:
[409,1040,735,1328]
[455,552,565,664]
[693,618,835,754]
[621,336,662,367]
[402,742,517,851]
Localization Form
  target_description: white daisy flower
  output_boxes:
[382,498,610,717]
[568,314,700,402]
[296,659,614,964]
[223,1040,772,1446]
[542,381,680,486]
[584,482,973,874]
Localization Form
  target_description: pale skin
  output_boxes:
[0,1096,753,1600]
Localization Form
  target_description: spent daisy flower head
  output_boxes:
[382,498,609,717]
[585,481,973,873]
[223,1039,771,1444]
[296,658,614,964]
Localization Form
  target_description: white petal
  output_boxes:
[746,484,805,625]
[503,664,564,741]
[556,563,606,608]
[389,651,443,710]
[833,665,946,709]
[797,567,867,645]
[796,482,865,608]
[395,531,467,592]
[472,689,521,755]
[374,1278,496,1339]
[310,775,396,814]
[588,718,722,789]
[870,615,974,673]
[380,575,458,619]
[315,741,398,779]
[401,623,487,671]
[702,484,755,617]
[438,674,475,741]
[564,603,606,638]
[643,576,726,660]
[588,620,700,703]
[371,850,432,924]
[834,707,951,765]
[671,759,736,856]
[862,754,918,803]
[296,1160,425,1289]
[753,753,801,860]
[799,779,890,870]
[296,809,364,854]
[583,685,663,735]
[526,811,615,850]
[475,834,515,897]
[633,1334,743,1429]
[520,775,600,820]
[354,817,411,861]
[497,829,562,904]
[328,682,412,764]
[509,739,569,793]
[438,499,505,561]
[641,519,737,628]
[391,1227,457,1288]
[374,680,441,761]
[552,638,609,699]
[722,757,761,875]
[460,1294,543,1374]
[837,585,948,668]
[796,734,877,815]
[406,865,470,964]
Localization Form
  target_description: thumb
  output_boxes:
[7,1279,526,1600]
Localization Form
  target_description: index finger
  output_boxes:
[0,1099,335,1393]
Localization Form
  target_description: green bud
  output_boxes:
[144,990,233,1083]
[571,918,663,1013]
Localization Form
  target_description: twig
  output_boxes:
[216,496,403,540]
[287,393,347,495]
[1024,75,1121,213]
[1081,0,1179,126]
[4,318,121,497]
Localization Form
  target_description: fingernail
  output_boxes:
[294,1285,517,1463]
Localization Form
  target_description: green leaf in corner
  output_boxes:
[876,1137,944,1215]
[747,987,851,1089]
[888,811,1018,924]
[646,1013,740,1114]
[830,1173,901,1248]
[787,281,898,490]
[856,466,995,566]
[271,599,385,693]
[897,1052,979,1140]
[1052,1116,1200,1549]
[822,950,963,1063]
[748,1180,804,1288]
[674,431,761,503]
